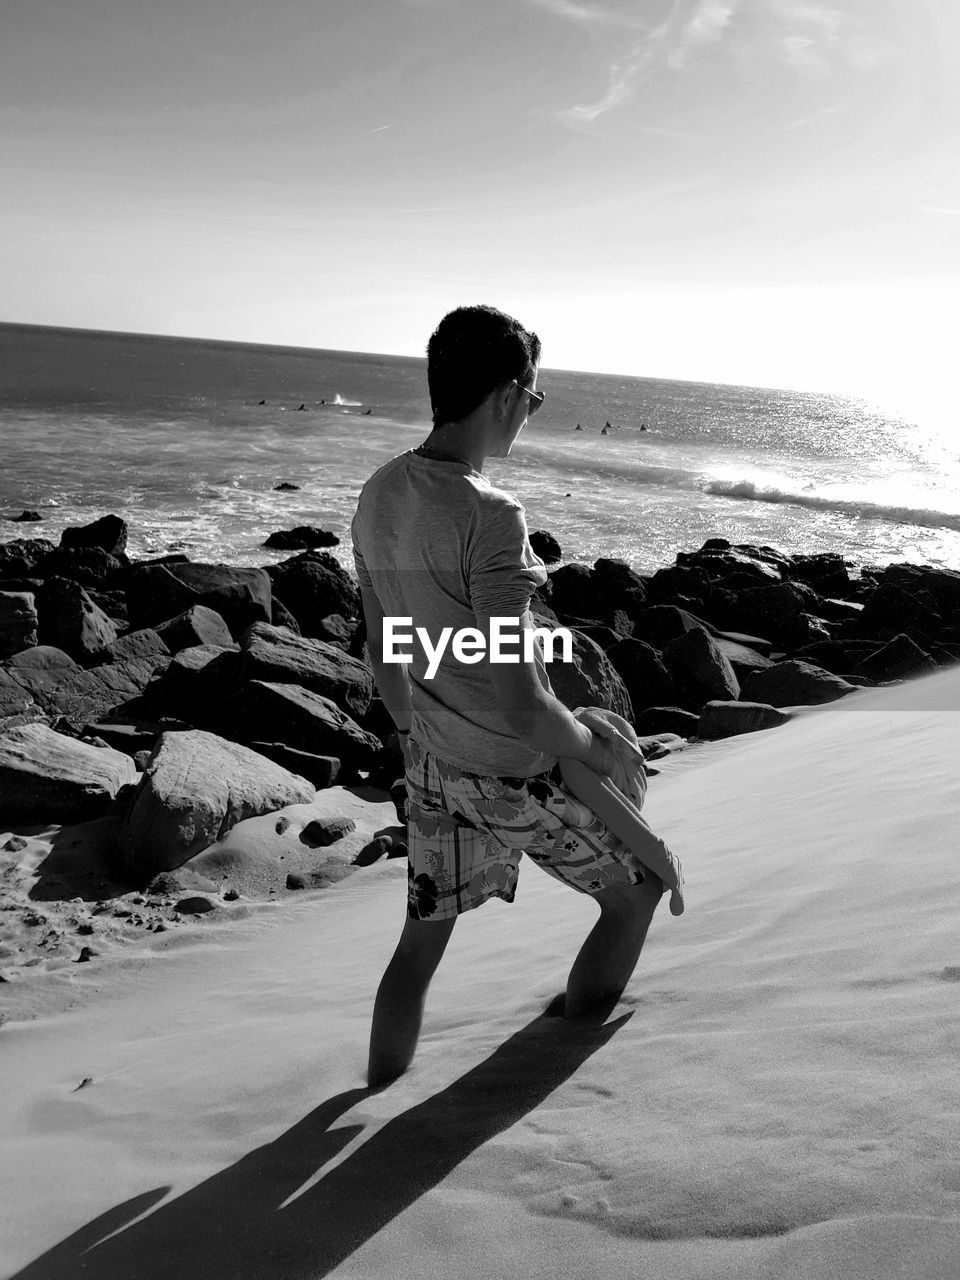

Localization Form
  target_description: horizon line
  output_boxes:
[0,315,857,403]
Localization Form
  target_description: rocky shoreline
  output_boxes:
[2,513,959,988]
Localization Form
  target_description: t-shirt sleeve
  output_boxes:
[350,508,375,593]
[469,503,548,620]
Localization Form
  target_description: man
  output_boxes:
[351,305,669,1089]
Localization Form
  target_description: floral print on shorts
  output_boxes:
[402,736,646,921]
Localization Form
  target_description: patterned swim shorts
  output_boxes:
[402,735,648,921]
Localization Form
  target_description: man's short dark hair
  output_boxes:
[426,305,541,427]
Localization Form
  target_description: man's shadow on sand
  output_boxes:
[13,1004,631,1280]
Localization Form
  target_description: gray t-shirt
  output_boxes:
[351,448,559,777]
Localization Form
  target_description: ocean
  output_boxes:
[3,322,960,579]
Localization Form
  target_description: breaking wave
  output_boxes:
[703,478,960,533]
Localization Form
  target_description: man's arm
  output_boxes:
[476,608,597,763]
[360,584,412,733]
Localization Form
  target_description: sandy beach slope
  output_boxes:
[2,667,959,1279]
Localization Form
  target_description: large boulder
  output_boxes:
[0,669,44,729]
[851,633,938,683]
[154,604,235,653]
[855,582,941,644]
[0,538,55,579]
[119,729,315,874]
[633,705,699,737]
[2,645,162,731]
[126,563,272,638]
[741,660,859,708]
[41,546,124,589]
[629,605,717,651]
[663,626,740,708]
[879,563,960,615]
[534,615,633,723]
[226,681,383,770]
[545,560,646,625]
[734,581,822,648]
[262,526,339,550]
[698,701,792,740]
[784,552,852,597]
[0,591,38,659]
[59,514,128,558]
[239,622,374,719]
[0,723,137,824]
[713,636,773,683]
[36,577,118,660]
[93,628,171,668]
[604,637,678,714]
[529,530,562,564]
[266,551,360,637]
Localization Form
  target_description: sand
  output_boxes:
[2,667,959,1279]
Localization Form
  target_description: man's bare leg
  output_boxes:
[564,876,664,1019]
[367,913,457,1088]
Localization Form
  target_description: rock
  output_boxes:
[0,591,38,659]
[0,668,43,729]
[36,577,118,660]
[879,563,960,614]
[646,564,713,604]
[9,511,42,523]
[174,896,216,915]
[154,605,235,653]
[855,582,942,643]
[531,617,633,724]
[270,596,302,635]
[573,625,620,651]
[126,563,272,638]
[146,645,243,728]
[633,706,700,737]
[227,681,383,769]
[604,638,678,714]
[851,633,938,683]
[286,873,307,890]
[119,729,316,874]
[41,546,124,589]
[546,560,646,625]
[262,526,340,550]
[529,530,562,564]
[740,660,859,707]
[713,629,774,657]
[248,742,341,789]
[0,723,137,823]
[94,628,171,667]
[629,605,717,650]
[698,701,792,740]
[266,550,360,637]
[316,613,355,650]
[60,514,128,558]
[299,815,357,847]
[239,621,374,719]
[80,722,163,756]
[791,638,880,675]
[3,645,162,731]
[3,835,29,852]
[785,552,852,597]
[0,538,56,579]
[273,482,301,491]
[735,581,822,648]
[662,626,740,707]
[713,636,773,682]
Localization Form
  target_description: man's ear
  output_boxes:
[492,380,515,421]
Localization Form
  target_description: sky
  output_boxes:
[2,0,959,417]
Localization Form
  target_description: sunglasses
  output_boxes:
[512,380,545,416]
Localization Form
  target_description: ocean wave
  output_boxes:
[703,478,960,533]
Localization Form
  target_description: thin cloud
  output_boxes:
[552,0,740,125]
[528,0,650,30]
